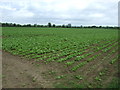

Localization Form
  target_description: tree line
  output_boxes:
[0,22,119,29]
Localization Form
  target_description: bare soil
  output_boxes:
[2,51,54,88]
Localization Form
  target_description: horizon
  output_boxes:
[1,22,119,27]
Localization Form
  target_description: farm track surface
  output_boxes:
[2,51,54,88]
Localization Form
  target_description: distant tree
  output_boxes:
[62,24,65,28]
[5,23,8,26]
[40,25,44,27]
[44,25,47,27]
[92,26,96,28]
[57,25,62,28]
[77,26,81,28]
[13,23,16,27]
[48,22,51,27]
[26,24,31,27]
[34,24,37,27]
[72,26,77,28]
[37,25,40,27]
[80,25,83,28]
[16,24,21,27]
[66,25,69,28]
[8,23,11,27]
[53,24,56,27]
[68,24,71,28]
[1,23,5,27]
[23,24,26,27]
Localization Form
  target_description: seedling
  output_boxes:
[99,72,105,76]
[22,83,26,87]
[65,61,74,66]
[55,75,66,79]
[75,75,83,80]
[95,76,101,81]
[49,70,56,74]
[32,77,37,82]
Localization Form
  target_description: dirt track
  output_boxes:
[2,51,53,88]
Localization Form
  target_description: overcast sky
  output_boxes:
[0,0,119,26]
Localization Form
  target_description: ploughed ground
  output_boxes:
[2,49,118,88]
[2,51,53,88]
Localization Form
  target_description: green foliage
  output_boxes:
[55,75,66,79]
[110,56,118,64]
[2,27,118,72]
[99,72,105,76]
[72,61,87,71]
[48,70,56,74]
[65,61,74,66]
[95,76,102,81]
[75,56,84,61]
[74,75,83,80]
[32,77,37,82]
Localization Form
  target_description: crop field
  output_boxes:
[2,27,119,88]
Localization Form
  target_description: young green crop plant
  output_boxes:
[65,61,75,66]
[74,75,83,80]
[75,56,84,61]
[72,61,87,71]
[55,75,66,79]
[95,76,102,81]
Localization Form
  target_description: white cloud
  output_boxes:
[14,10,34,17]
[0,0,119,26]
[0,6,16,11]
[89,13,104,18]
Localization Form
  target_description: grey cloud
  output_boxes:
[0,0,118,26]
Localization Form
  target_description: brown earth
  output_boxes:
[2,51,55,88]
